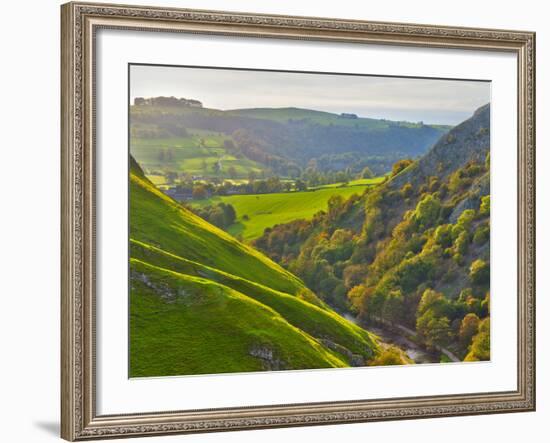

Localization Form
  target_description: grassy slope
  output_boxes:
[227,107,434,129]
[131,240,378,357]
[131,260,347,377]
[131,132,264,178]
[131,171,305,294]
[130,166,379,376]
[191,183,377,240]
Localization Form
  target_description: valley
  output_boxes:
[129,95,491,376]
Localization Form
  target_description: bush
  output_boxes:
[470,259,490,285]
[479,195,490,217]
[413,194,441,228]
[456,209,476,232]
[473,223,490,245]
[465,318,490,361]
[369,346,407,366]
[454,230,470,255]
[434,224,453,248]
[391,159,414,177]
[459,313,480,347]
[400,182,413,198]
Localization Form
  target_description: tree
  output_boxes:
[400,182,413,198]
[465,318,490,361]
[347,285,366,311]
[227,166,237,179]
[470,259,490,285]
[391,159,414,177]
[473,223,490,245]
[343,264,367,289]
[360,166,374,179]
[295,179,307,192]
[382,289,404,324]
[412,194,441,228]
[192,185,207,200]
[459,313,480,347]
[479,195,490,217]
[369,346,406,366]
[456,209,476,232]
[327,195,344,221]
[417,311,452,348]
[220,203,236,226]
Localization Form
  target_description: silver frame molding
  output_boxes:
[61,2,536,440]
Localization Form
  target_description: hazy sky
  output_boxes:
[130,64,490,125]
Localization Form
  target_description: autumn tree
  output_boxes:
[391,159,414,177]
[459,313,480,347]
[465,318,490,361]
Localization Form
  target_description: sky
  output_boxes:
[130,64,491,126]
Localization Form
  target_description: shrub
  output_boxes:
[479,195,490,217]
[470,259,490,285]
[459,313,480,347]
[454,230,470,255]
[465,318,490,361]
[413,194,441,229]
[456,209,476,232]
[400,182,413,198]
[391,159,414,177]
[369,346,406,366]
[473,223,490,245]
[434,224,453,248]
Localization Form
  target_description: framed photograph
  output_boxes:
[61,2,536,440]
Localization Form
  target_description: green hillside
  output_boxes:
[131,130,264,179]
[191,180,381,240]
[129,159,382,377]
[227,107,390,128]
[130,102,450,179]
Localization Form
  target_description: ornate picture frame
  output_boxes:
[61,2,535,440]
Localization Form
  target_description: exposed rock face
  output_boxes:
[131,270,189,303]
[318,338,365,367]
[249,345,286,370]
[449,173,490,223]
[390,103,490,190]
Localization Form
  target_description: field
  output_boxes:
[130,130,264,179]
[191,182,379,241]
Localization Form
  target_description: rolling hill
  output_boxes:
[130,101,451,178]
[129,156,383,377]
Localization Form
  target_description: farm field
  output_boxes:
[131,131,265,179]
[310,176,386,189]
[191,183,374,241]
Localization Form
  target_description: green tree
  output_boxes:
[382,289,404,324]
[470,259,490,285]
[413,194,441,228]
[479,195,490,217]
[465,318,490,361]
